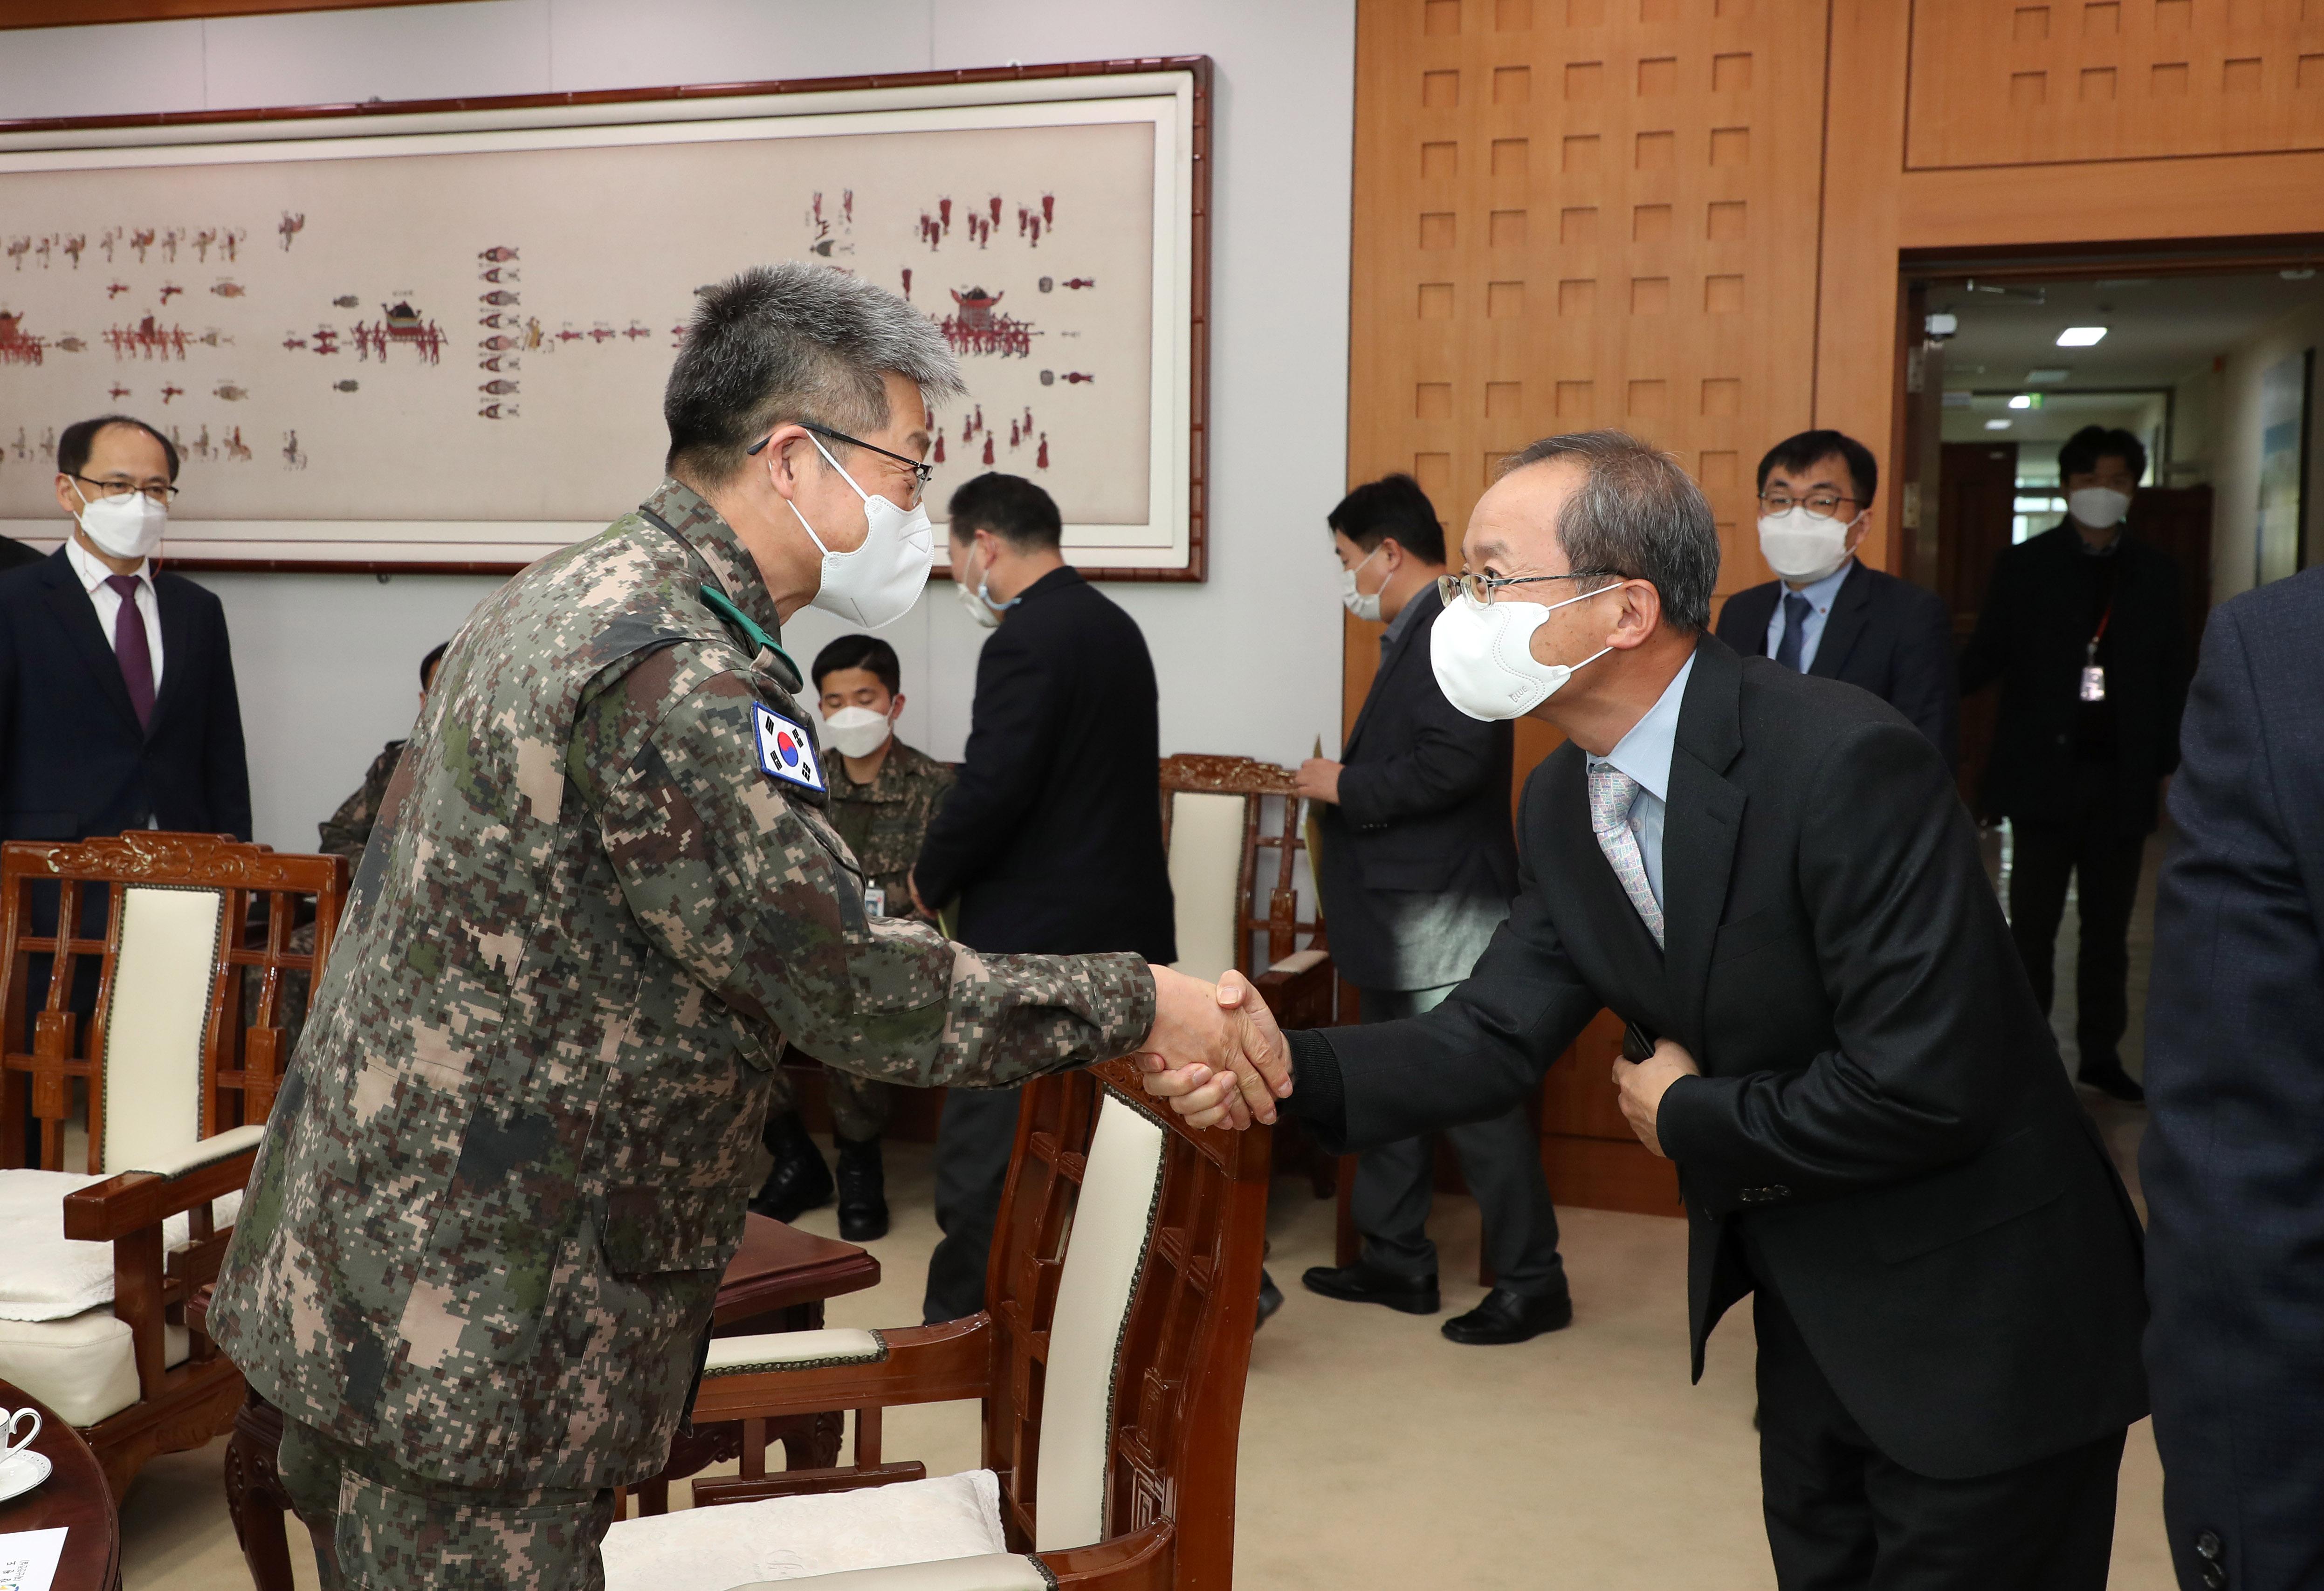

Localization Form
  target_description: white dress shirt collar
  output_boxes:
[64,531,152,593]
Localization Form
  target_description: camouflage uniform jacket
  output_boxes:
[317,740,406,861]
[826,739,954,916]
[209,480,1155,1491]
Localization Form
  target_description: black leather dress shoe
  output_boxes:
[1300,1260,1440,1315]
[1441,1287,1574,1345]
[1255,1270,1285,1331]
[834,1134,889,1241]
[750,1112,834,1223]
[2077,1059,2146,1104]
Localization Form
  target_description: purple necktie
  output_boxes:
[104,574,155,731]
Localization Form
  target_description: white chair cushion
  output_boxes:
[732,1555,1050,1590]
[703,1329,884,1376]
[601,1469,1014,1589]
[1033,1095,1166,1553]
[1166,790,1247,981]
[101,885,227,1174]
[0,1168,242,1323]
[0,1304,191,1426]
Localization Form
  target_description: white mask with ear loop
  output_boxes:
[1756,506,1863,584]
[783,432,935,629]
[2068,487,2131,531]
[72,481,168,563]
[952,538,1020,630]
[1430,583,1617,721]
[1340,543,1387,622]
[821,704,896,760]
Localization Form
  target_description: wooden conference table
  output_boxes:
[0,1379,122,1591]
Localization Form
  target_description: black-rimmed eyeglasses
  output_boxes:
[70,474,179,504]
[1437,569,1620,606]
[748,422,934,500]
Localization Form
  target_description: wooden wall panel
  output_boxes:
[1906,0,2324,168]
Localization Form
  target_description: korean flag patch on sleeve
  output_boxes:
[753,703,827,794]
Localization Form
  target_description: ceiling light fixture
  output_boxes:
[1985,419,2013,431]
[2057,326,2108,347]
[2008,394,2033,409]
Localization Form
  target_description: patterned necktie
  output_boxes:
[105,574,155,731]
[1775,590,1813,672]
[1588,761,1664,948]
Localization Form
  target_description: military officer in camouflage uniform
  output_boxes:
[208,262,1280,1591]
[753,633,956,1240]
[314,641,448,863]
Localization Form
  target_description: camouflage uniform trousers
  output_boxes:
[277,1419,616,1591]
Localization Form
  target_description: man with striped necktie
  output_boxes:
[1147,429,2149,1591]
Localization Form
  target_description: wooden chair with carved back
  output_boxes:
[0,831,345,1499]
[598,1058,1270,1591]
[1156,754,1333,1032]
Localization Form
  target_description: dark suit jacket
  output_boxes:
[0,549,252,843]
[1284,635,2147,1479]
[1715,560,1959,771]
[1960,522,2187,832]
[914,565,1173,961]
[2140,568,2324,1591]
[0,537,43,574]
[1317,585,1518,990]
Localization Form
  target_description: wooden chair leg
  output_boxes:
[223,1391,296,1591]
[635,1478,672,1517]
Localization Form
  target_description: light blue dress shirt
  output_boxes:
[1583,651,1695,913]
[1762,558,1856,674]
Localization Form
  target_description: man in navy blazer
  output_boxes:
[1295,473,1568,1345]
[0,415,251,846]
[2141,566,2324,1591]
[1715,430,1958,769]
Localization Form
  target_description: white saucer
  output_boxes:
[0,1447,51,1503]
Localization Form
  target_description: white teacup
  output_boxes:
[1,1406,40,1466]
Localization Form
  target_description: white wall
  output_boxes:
[1,0,1356,851]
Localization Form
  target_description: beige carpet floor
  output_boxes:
[120,1122,2170,1590]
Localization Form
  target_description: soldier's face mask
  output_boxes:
[781,432,935,630]
[821,704,895,760]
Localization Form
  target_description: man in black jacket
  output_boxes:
[1716,429,1958,768]
[0,414,251,845]
[1150,430,2148,1590]
[912,472,1174,1321]
[1961,424,2187,1103]
[1296,473,1568,1344]
[2141,566,2324,1591]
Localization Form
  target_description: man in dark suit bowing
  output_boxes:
[0,414,251,847]
[1148,429,2148,1589]
[1715,429,1958,769]
[1294,473,1567,1344]
[2141,566,2324,1591]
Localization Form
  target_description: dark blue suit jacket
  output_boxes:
[1716,559,1960,771]
[0,548,251,844]
[913,566,1173,962]
[2141,567,2324,1591]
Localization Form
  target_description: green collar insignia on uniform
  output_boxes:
[698,583,802,688]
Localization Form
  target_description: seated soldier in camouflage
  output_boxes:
[206,261,1288,1591]
[315,640,448,864]
[752,631,956,1240]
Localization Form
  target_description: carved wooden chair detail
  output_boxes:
[599,1059,1270,1590]
[1157,754,1333,1031]
[0,831,346,1498]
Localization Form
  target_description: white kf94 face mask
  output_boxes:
[73,482,168,563]
[1339,543,1386,622]
[784,432,935,629]
[2068,487,2131,531]
[1756,507,1861,584]
[1430,584,1614,721]
[821,705,894,760]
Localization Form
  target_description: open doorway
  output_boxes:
[1899,257,2324,802]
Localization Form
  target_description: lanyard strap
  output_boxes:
[2088,600,2112,653]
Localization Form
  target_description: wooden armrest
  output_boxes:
[1040,1520,1173,1590]
[690,1315,991,1425]
[61,1148,256,1242]
[1261,947,1329,978]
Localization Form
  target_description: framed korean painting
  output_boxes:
[0,59,1210,578]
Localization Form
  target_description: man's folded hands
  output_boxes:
[1133,967,1295,1131]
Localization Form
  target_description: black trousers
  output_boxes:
[2007,809,2147,1064]
[1349,984,1567,1296]
[921,1084,1022,1324]
[1754,1284,2124,1591]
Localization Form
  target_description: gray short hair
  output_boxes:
[663,262,965,485]
[1500,430,1720,631]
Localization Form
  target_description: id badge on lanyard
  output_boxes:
[2081,601,2112,702]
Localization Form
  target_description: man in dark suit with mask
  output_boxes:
[1716,430,1957,769]
[1149,430,2148,1591]
[1294,473,1568,1344]
[1961,424,2187,1104]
